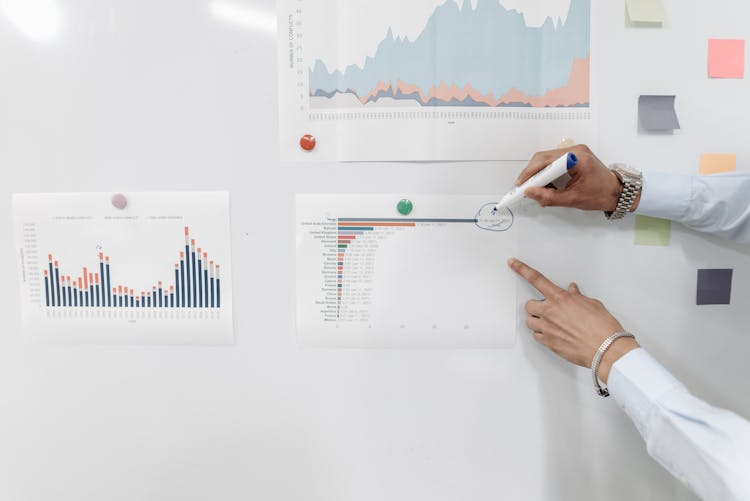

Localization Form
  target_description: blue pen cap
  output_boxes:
[567,153,578,169]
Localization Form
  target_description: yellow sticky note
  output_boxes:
[635,216,670,246]
[700,153,736,174]
[626,0,665,24]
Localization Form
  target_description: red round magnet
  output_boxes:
[300,134,316,151]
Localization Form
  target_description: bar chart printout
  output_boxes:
[41,227,222,310]
[296,195,518,348]
[13,192,233,344]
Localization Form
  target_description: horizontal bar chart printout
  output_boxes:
[296,194,517,348]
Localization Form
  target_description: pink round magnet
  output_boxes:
[111,193,127,210]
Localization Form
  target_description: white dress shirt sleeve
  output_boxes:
[636,171,750,244]
[609,348,750,500]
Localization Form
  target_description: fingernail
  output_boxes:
[507,258,517,267]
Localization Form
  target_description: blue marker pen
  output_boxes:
[492,152,578,212]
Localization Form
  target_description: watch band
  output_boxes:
[591,332,636,397]
[606,165,642,221]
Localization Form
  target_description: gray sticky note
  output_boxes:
[697,269,733,305]
[639,95,680,130]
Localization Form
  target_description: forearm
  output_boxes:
[636,172,750,244]
[609,349,750,500]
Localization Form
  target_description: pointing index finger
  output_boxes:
[508,258,564,298]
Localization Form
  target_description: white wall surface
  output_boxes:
[0,0,748,500]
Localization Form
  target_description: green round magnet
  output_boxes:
[397,198,413,215]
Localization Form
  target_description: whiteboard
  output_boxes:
[1,0,749,500]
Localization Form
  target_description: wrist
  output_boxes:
[605,164,643,220]
[597,337,639,384]
[604,171,622,211]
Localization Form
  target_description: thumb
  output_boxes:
[568,282,581,295]
[524,187,576,208]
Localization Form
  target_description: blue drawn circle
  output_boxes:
[475,203,514,232]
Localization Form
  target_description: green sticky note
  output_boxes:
[635,215,671,246]
[626,0,665,24]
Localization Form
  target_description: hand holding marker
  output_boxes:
[492,153,578,213]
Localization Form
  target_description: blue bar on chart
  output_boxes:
[105,256,111,307]
[191,238,197,307]
[43,270,50,306]
[216,264,221,308]
[47,255,55,306]
[210,260,215,308]
[185,227,191,308]
[174,264,180,308]
[197,248,203,308]
[41,226,223,310]
[203,251,208,308]
[180,252,186,307]
[99,253,105,307]
[83,267,89,307]
[54,260,61,307]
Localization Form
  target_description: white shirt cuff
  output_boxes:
[608,348,685,436]
[635,171,692,221]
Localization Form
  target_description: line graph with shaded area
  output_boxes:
[309,0,590,108]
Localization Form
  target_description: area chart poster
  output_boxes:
[278,0,595,161]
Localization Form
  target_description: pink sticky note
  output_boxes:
[708,39,745,78]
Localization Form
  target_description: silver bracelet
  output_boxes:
[591,332,636,397]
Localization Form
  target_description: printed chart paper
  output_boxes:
[296,195,518,348]
[13,192,233,344]
[278,0,595,161]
